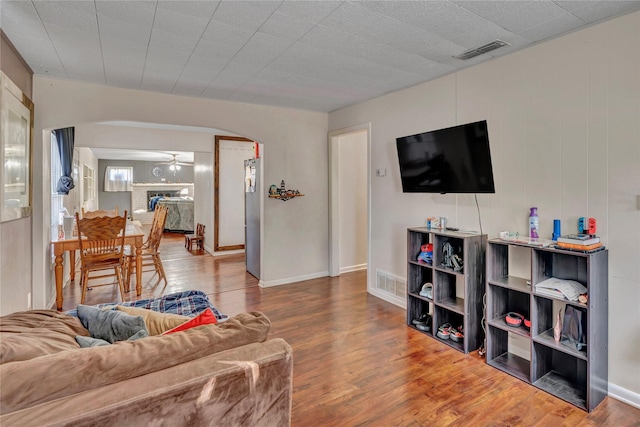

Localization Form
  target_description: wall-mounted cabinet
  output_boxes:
[406,228,486,354]
[486,239,608,412]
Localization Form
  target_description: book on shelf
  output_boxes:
[557,234,600,245]
[556,241,603,251]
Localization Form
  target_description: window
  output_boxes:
[50,133,64,244]
[104,166,133,192]
[83,164,95,203]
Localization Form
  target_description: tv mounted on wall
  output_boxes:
[396,120,495,194]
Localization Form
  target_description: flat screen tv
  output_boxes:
[396,120,495,194]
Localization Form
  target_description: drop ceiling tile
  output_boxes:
[321,1,385,37]
[153,5,213,38]
[274,1,342,24]
[555,1,640,23]
[232,32,294,68]
[148,29,200,54]
[200,17,255,48]
[1,1,49,39]
[95,0,156,26]
[32,0,98,34]
[518,12,585,41]
[454,1,574,32]
[298,24,353,49]
[191,38,242,63]
[156,1,219,18]
[385,1,498,44]
[212,1,280,29]
[355,1,403,16]
[258,11,317,41]
[210,61,256,87]
[96,12,153,45]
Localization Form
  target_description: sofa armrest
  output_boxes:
[0,338,293,427]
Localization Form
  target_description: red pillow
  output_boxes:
[162,308,218,335]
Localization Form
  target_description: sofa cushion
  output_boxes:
[0,311,271,414]
[77,305,148,343]
[0,310,89,364]
[115,305,190,335]
[162,307,217,335]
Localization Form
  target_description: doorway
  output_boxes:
[214,135,255,252]
[328,124,370,282]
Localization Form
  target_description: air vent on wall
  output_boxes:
[454,40,510,60]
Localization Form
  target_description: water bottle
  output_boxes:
[529,207,539,238]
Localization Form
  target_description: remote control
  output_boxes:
[446,227,459,231]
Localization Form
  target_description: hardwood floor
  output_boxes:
[61,232,640,426]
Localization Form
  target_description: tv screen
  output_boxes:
[396,120,495,194]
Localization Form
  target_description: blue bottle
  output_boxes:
[529,207,539,238]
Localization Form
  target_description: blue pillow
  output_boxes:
[76,304,148,343]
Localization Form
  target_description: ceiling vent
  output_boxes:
[454,40,510,60]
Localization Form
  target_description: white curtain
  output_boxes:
[104,166,133,192]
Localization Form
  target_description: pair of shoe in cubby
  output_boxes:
[437,323,464,342]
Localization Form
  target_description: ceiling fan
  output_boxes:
[156,153,192,174]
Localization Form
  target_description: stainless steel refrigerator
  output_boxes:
[244,158,260,279]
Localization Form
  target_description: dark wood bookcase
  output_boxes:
[406,228,486,354]
[486,239,608,411]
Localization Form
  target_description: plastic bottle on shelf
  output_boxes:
[529,207,539,238]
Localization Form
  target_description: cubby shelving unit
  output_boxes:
[406,228,486,354]
[486,239,608,412]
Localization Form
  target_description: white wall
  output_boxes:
[338,131,368,272]
[194,152,214,254]
[329,12,640,405]
[30,77,329,311]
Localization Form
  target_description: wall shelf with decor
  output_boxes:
[486,239,608,412]
[406,228,486,354]
[268,179,303,201]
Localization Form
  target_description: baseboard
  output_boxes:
[213,249,244,256]
[260,271,329,288]
[340,263,367,274]
[609,383,640,409]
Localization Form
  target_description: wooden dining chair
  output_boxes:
[75,211,128,304]
[82,206,119,218]
[184,223,205,251]
[125,205,169,290]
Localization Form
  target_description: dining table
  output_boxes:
[51,221,145,311]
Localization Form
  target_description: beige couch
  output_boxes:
[0,310,293,426]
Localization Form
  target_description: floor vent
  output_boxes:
[376,270,406,298]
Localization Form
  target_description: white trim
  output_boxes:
[340,263,367,274]
[213,249,244,256]
[328,123,372,280]
[609,383,640,409]
[259,271,329,288]
[368,287,406,308]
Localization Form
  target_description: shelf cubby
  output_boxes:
[486,325,531,383]
[433,305,464,352]
[533,342,587,410]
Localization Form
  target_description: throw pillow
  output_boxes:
[162,307,218,335]
[75,329,149,348]
[75,336,110,348]
[76,304,147,343]
[115,305,190,335]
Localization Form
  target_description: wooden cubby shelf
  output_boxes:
[405,228,486,354]
[486,239,608,412]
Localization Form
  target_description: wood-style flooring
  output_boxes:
[61,232,640,426]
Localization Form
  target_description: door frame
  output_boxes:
[214,135,254,252]
[328,123,371,279]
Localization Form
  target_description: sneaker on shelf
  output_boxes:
[450,326,464,342]
[416,315,432,332]
[419,282,433,299]
[437,323,451,340]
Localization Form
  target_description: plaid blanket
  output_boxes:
[66,290,228,321]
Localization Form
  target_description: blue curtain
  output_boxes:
[55,127,75,194]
